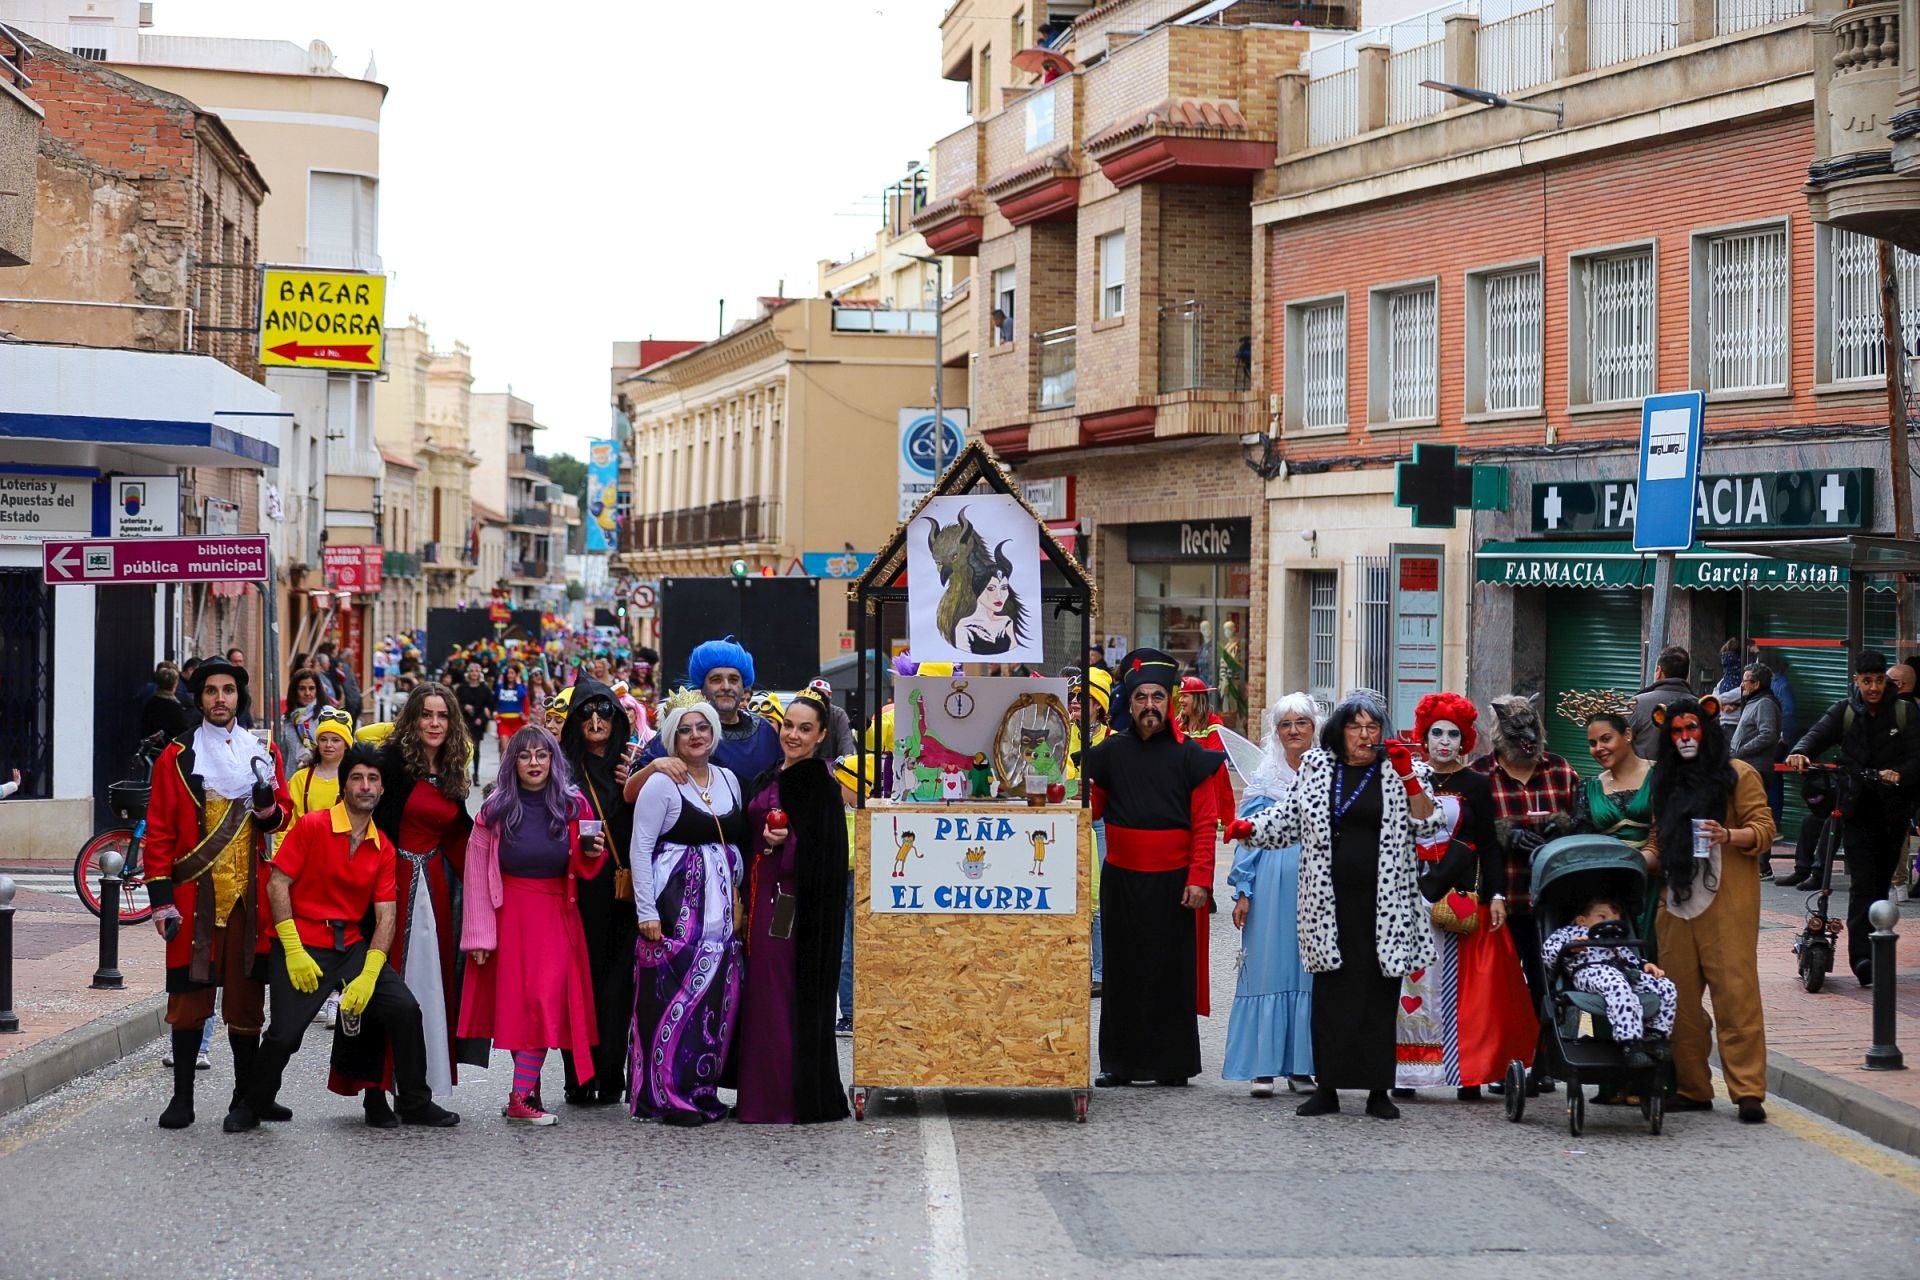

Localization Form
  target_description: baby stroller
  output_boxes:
[1504,834,1669,1137]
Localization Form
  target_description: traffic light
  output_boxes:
[729,559,748,578]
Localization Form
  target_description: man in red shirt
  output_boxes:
[227,745,458,1131]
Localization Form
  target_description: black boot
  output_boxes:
[364,1088,399,1129]
[244,1038,295,1123]
[157,1028,200,1129]
[223,1033,263,1132]
[1295,1086,1340,1116]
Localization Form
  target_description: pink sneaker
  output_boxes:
[503,1092,557,1126]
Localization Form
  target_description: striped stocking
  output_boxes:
[511,1049,546,1098]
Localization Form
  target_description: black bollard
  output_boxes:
[91,851,124,991]
[0,875,18,1033]
[1865,899,1905,1071]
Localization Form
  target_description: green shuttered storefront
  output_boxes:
[1543,589,1648,773]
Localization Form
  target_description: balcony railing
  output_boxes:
[421,541,472,570]
[511,557,549,580]
[1291,0,1806,150]
[829,307,938,335]
[381,550,420,578]
[1159,301,1254,394]
[507,450,549,478]
[508,506,551,528]
[1036,326,1078,411]
[623,499,783,553]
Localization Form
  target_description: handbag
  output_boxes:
[1431,889,1480,935]
[613,867,634,902]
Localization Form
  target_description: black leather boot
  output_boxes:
[157,1028,200,1129]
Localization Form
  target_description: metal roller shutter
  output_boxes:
[1543,589,1647,777]
[1748,589,1897,840]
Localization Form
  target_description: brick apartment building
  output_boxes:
[920,0,1319,729]
[1255,0,1908,822]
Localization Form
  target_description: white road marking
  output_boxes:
[917,1089,970,1280]
[3,872,81,902]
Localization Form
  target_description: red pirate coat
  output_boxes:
[144,732,292,987]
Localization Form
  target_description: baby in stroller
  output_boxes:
[1542,896,1678,1071]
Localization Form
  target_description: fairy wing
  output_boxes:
[1212,725,1267,784]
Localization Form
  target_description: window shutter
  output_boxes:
[308,172,355,266]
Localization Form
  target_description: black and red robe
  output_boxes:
[1085,725,1221,1082]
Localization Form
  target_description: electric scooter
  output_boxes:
[1776,761,1893,993]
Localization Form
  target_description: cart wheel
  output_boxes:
[1567,1083,1586,1138]
[851,1087,867,1122]
[1646,1088,1663,1136]
[1503,1060,1527,1123]
[1073,1090,1090,1123]
[1801,939,1831,993]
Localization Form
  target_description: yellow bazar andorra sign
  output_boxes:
[257,269,386,370]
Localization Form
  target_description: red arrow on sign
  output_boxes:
[267,341,374,364]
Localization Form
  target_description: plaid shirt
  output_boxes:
[1471,751,1583,912]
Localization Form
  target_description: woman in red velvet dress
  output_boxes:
[328,681,474,1127]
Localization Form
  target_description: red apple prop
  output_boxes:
[767,808,789,837]
[1046,783,1066,804]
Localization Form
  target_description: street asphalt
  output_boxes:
[4,734,1919,1277]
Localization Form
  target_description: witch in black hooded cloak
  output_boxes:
[557,676,638,1104]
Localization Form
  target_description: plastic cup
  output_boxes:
[579,819,604,841]
[1691,818,1714,859]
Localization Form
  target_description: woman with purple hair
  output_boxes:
[458,724,607,1126]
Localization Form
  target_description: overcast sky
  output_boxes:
[153,1,967,459]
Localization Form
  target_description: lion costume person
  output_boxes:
[1647,695,1774,1122]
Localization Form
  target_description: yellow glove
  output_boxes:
[340,948,386,1017]
[275,920,324,994]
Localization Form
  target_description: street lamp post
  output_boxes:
[1418,79,1564,129]
[905,252,948,475]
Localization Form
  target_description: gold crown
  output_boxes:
[1555,688,1632,726]
[661,686,705,716]
[964,846,986,863]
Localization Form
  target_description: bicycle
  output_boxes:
[72,731,169,926]
[1774,760,1898,993]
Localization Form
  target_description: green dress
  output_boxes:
[1586,767,1661,946]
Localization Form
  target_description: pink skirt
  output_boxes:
[457,875,600,1077]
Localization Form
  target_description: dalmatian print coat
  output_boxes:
[1248,747,1442,978]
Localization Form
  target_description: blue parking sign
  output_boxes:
[1634,391,1704,552]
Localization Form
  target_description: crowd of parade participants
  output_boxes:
[139,629,1909,1132]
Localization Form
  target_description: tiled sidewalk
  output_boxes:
[0,868,164,1070]
[1755,862,1920,1149]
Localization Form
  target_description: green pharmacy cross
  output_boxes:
[1394,444,1507,529]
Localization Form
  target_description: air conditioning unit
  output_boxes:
[139,2,154,28]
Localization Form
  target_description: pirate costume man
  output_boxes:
[144,659,291,1130]
[1083,649,1223,1087]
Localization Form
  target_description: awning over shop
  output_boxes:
[1474,540,1871,589]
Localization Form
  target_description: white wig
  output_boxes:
[1246,691,1321,803]
[658,698,721,753]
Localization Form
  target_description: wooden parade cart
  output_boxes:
[849,443,1099,1122]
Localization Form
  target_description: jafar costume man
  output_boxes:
[145,659,291,1130]
[1083,648,1222,1087]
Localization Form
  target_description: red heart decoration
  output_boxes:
[1408,968,1427,983]
[1401,995,1423,1014]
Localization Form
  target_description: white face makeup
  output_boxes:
[1426,719,1465,765]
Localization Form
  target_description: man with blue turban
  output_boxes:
[625,635,782,799]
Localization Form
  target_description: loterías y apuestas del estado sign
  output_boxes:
[1530,468,1873,535]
